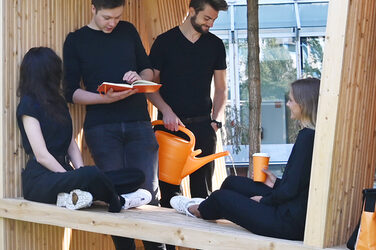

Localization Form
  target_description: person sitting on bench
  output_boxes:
[171,78,320,240]
[16,47,151,212]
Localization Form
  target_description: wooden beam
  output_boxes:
[304,0,350,247]
[0,198,345,250]
[0,0,5,249]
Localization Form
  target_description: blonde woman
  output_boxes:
[171,78,320,240]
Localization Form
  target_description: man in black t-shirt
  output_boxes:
[63,0,163,249]
[148,0,228,211]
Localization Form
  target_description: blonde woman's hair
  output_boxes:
[290,78,320,129]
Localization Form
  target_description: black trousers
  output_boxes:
[198,176,304,240]
[22,161,123,212]
[158,119,217,209]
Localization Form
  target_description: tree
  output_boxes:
[247,0,261,174]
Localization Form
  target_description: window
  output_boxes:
[211,1,328,167]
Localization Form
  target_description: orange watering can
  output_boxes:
[152,120,229,185]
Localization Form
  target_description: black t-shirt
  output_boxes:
[149,26,227,118]
[63,21,152,129]
[261,128,315,229]
[16,95,72,158]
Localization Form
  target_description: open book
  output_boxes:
[97,80,162,94]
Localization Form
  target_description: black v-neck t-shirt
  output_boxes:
[149,26,227,118]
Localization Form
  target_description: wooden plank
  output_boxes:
[0,198,347,250]
[304,0,350,247]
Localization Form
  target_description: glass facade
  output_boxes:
[211,0,328,167]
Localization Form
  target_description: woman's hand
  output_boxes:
[263,169,277,188]
[250,196,262,203]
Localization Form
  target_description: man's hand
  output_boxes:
[211,122,219,132]
[123,71,142,83]
[162,110,185,131]
[102,88,138,103]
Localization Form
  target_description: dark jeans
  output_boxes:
[22,163,123,212]
[85,121,163,250]
[198,176,304,240]
[158,120,217,209]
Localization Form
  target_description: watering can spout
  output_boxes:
[182,151,230,178]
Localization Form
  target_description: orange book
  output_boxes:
[97,80,162,94]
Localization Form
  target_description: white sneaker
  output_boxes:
[56,189,93,210]
[121,189,152,209]
[170,196,204,217]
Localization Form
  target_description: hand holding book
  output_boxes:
[97,80,162,94]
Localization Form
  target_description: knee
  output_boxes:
[220,175,238,190]
[79,166,102,181]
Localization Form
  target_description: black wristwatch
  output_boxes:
[211,119,222,129]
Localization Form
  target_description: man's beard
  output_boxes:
[191,15,209,34]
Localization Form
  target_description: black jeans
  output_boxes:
[198,176,304,240]
[85,122,164,250]
[22,162,122,212]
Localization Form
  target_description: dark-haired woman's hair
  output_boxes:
[17,47,68,122]
[290,77,321,129]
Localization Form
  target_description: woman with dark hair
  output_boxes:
[17,47,151,211]
[171,78,320,240]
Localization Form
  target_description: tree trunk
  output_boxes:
[247,0,261,174]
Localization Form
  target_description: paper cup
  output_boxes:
[253,153,270,182]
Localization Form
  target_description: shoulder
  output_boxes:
[19,95,38,107]
[17,95,41,116]
[66,25,87,39]
[155,26,179,42]
[64,26,88,47]
[296,128,315,145]
[117,21,137,32]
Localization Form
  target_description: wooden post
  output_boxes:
[0,0,4,248]
[305,0,376,247]
[304,0,349,246]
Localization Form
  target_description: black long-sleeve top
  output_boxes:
[261,128,315,228]
[63,21,152,129]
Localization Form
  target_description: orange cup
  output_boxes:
[253,153,270,182]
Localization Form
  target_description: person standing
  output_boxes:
[148,0,228,206]
[63,0,162,249]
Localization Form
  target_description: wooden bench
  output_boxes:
[0,198,346,250]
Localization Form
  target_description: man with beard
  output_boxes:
[148,0,228,224]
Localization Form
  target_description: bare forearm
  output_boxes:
[212,89,227,120]
[72,89,108,105]
[67,137,84,169]
[139,68,154,81]
[146,91,173,114]
[35,153,67,173]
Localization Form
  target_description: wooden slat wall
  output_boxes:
[1,0,191,249]
[305,0,376,247]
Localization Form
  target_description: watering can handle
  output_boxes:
[151,120,195,146]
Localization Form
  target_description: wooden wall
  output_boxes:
[1,0,189,249]
[7,0,375,249]
[305,0,376,247]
